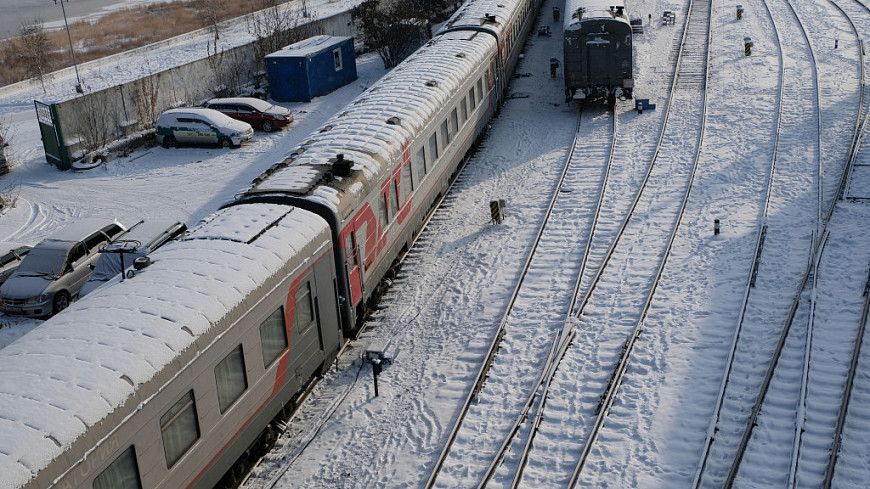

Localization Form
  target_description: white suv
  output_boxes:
[156,107,254,148]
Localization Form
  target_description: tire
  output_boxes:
[162,136,177,148]
[219,137,233,148]
[261,120,274,132]
[52,291,71,315]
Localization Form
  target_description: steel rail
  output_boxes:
[822,263,870,488]
[564,0,714,483]
[500,106,619,489]
[424,109,585,489]
[722,0,850,481]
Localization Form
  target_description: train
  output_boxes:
[563,0,634,102]
[0,0,542,488]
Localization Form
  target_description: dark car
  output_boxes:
[0,242,33,287]
[203,97,293,132]
[0,218,127,317]
[80,219,187,297]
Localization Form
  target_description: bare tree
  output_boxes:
[0,118,12,175]
[192,0,226,46]
[134,61,162,128]
[74,91,120,154]
[352,0,429,69]
[246,0,314,69]
[8,19,54,93]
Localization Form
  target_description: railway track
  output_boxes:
[424,104,617,488]
[425,0,717,486]
[690,0,870,485]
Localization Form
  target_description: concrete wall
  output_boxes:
[54,11,354,158]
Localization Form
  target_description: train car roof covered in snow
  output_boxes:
[564,0,630,30]
[245,31,495,219]
[439,0,526,37]
[0,204,330,488]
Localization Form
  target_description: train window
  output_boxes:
[295,282,315,334]
[400,162,412,201]
[379,192,388,228]
[428,133,439,163]
[469,87,476,110]
[477,78,484,102]
[450,108,459,138]
[259,307,288,367]
[160,390,200,468]
[390,180,399,218]
[333,48,343,71]
[412,147,425,186]
[93,446,142,489]
[440,120,450,146]
[460,99,468,125]
[215,345,247,414]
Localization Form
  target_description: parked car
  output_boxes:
[156,107,254,148]
[203,97,293,132]
[0,242,33,287]
[80,219,187,297]
[0,218,126,318]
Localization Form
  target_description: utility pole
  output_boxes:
[54,0,83,93]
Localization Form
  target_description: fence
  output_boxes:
[38,10,354,168]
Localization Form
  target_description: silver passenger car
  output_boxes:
[0,219,126,317]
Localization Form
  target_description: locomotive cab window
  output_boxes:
[260,307,288,367]
[215,345,247,413]
[93,446,142,489]
[160,390,200,467]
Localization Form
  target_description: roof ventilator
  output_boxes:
[484,13,497,23]
[425,80,438,87]
[386,116,401,125]
[456,53,466,58]
[332,153,353,177]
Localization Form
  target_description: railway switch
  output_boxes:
[364,338,396,397]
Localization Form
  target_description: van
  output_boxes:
[0,218,126,318]
[156,107,254,148]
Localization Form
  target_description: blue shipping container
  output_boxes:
[266,35,358,103]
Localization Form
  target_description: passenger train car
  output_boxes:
[0,1,542,488]
[563,0,634,101]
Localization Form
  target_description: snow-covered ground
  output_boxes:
[2,0,870,487]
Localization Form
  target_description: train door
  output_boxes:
[343,231,363,308]
[586,40,611,85]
